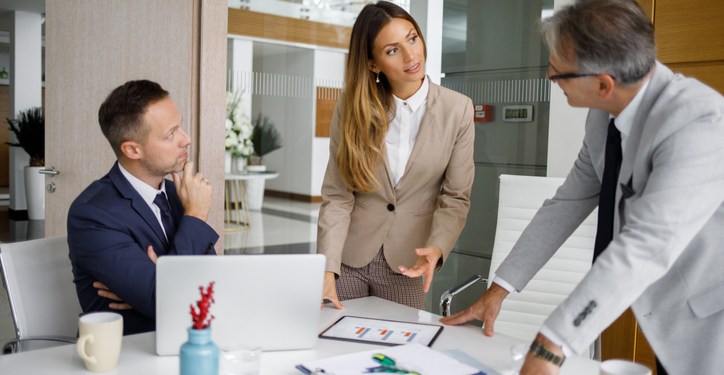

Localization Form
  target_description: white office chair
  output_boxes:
[0,236,82,353]
[441,174,597,346]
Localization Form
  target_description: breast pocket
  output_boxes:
[688,281,724,319]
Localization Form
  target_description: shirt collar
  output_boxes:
[611,78,651,139]
[392,75,429,112]
[118,163,167,206]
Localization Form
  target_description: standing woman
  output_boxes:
[318,1,474,310]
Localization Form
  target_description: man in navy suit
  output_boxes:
[68,80,219,335]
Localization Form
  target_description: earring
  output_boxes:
[375,73,380,83]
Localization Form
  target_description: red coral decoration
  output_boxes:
[189,281,215,330]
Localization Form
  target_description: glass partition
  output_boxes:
[429,0,554,312]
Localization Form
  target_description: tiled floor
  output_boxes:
[224,197,319,254]
[0,196,489,350]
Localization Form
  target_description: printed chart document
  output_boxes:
[319,316,443,346]
[295,342,487,375]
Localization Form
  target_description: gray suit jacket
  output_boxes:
[495,62,724,374]
[318,83,474,275]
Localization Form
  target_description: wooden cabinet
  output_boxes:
[656,0,724,94]
[602,309,657,373]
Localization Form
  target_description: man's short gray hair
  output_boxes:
[540,0,655,85]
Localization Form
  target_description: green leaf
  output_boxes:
[251,114,282,158]
[6,106,44,166]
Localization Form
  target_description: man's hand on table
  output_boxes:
[439,282,509,337]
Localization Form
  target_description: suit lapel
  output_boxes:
[109,163,168,246]
[378,152,396,200]
[618,63,674,191]
[619,63,669,188]
[615,63,674,230]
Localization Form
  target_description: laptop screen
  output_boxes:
[156,254,325,355]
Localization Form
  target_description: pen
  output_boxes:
[373,353,396,367]
[367,354,421,375]
[364,366,416,374]
[365,366,398,373]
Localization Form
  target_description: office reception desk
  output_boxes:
[0,296,600,374]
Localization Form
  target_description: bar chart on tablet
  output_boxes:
[320,316,443,346]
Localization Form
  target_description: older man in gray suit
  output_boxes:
[441,1,724,374]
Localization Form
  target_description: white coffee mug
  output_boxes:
[77,312,123,372]
[600,359,652,375]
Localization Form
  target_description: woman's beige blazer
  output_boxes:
[317,83,475,275]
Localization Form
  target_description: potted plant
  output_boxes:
[247,113,282,172]
[225,91,254,173]
[6,107,45,220]
[180,281,218,375]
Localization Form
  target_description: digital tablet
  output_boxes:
[319,315,444,347]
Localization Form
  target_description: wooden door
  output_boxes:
[43,0,226,250]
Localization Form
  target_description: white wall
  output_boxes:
[228,37,347,198]
[311,49,345,197]
[227,38,253,118]
[410,0,443,84]
[253,43,315,196]
[8,11,43,212]
[546,0,589,177]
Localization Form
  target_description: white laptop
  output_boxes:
[156,254,325,355]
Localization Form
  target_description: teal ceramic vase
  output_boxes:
[180,327,219,375]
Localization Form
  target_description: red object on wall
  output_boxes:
[473,104,493,122]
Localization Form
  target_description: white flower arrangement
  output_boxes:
[225,91,254,158]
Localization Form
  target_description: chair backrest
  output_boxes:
[0,236,81,339]
[489,174,596,343]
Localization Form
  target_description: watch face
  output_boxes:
[530,341,565,366]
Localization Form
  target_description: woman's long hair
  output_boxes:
[336,1,426,192]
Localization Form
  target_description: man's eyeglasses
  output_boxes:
[547,72,601,82]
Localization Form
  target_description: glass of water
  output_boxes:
[219,343,261,375]
[510,343,528,375]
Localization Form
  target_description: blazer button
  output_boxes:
[387,204,395,212]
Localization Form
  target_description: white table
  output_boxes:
[0,297,600,374]
[224,171,279,226]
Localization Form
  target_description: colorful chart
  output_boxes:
[321,316,443,346]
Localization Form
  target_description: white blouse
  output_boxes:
[385,76,429,186]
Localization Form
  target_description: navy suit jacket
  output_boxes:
[68,163,218,335]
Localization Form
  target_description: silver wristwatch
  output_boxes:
[529,341,566,367]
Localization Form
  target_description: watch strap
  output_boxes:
[529,340,566,367]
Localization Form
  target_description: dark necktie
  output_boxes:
[593,119,622,262]
[154,192,177,242]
